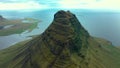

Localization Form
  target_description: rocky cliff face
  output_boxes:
[4,10,120,68]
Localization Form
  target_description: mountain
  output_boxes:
[0,15,6,21]
[0,10,120,68]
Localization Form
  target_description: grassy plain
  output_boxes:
[0,18,39,36]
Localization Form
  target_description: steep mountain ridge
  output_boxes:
[0,10,120,68]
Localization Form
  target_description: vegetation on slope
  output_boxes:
[0,40,30,68]
[0,37,120,68]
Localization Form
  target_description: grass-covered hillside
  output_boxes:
[0,36,120,68]
[0,40,31,68]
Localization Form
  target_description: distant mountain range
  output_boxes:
[0,10,120,68]
[0,15,6,29]
[0,15,6,21]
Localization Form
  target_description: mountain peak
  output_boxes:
[43,10,90,54]
[48,10,89,37]
[7,10,90,68]
[0,15,6,21]
[54,10,73,19]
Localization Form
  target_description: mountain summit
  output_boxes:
[13,10,90,68]
[0,10,120,68]
[43,10,89,54]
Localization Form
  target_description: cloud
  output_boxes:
[0,1,48,10]
[39,0,59,8]
[58,0,120,10]
[58,0,97,8]
[0,0,120,11]
[0,0,33,3]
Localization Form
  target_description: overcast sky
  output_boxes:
[0,0,120,11]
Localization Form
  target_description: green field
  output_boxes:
[0,18,40,36]
[0,40,31,67]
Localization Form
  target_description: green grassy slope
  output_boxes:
[0,40,30,68]
[116,46,120,49]
[0,37,120,68]
[87,37,120,68]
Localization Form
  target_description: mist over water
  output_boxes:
[0,9,120,49]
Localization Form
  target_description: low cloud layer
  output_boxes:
[0,0,120,11]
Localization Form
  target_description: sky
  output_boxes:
[0,0,120,11]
